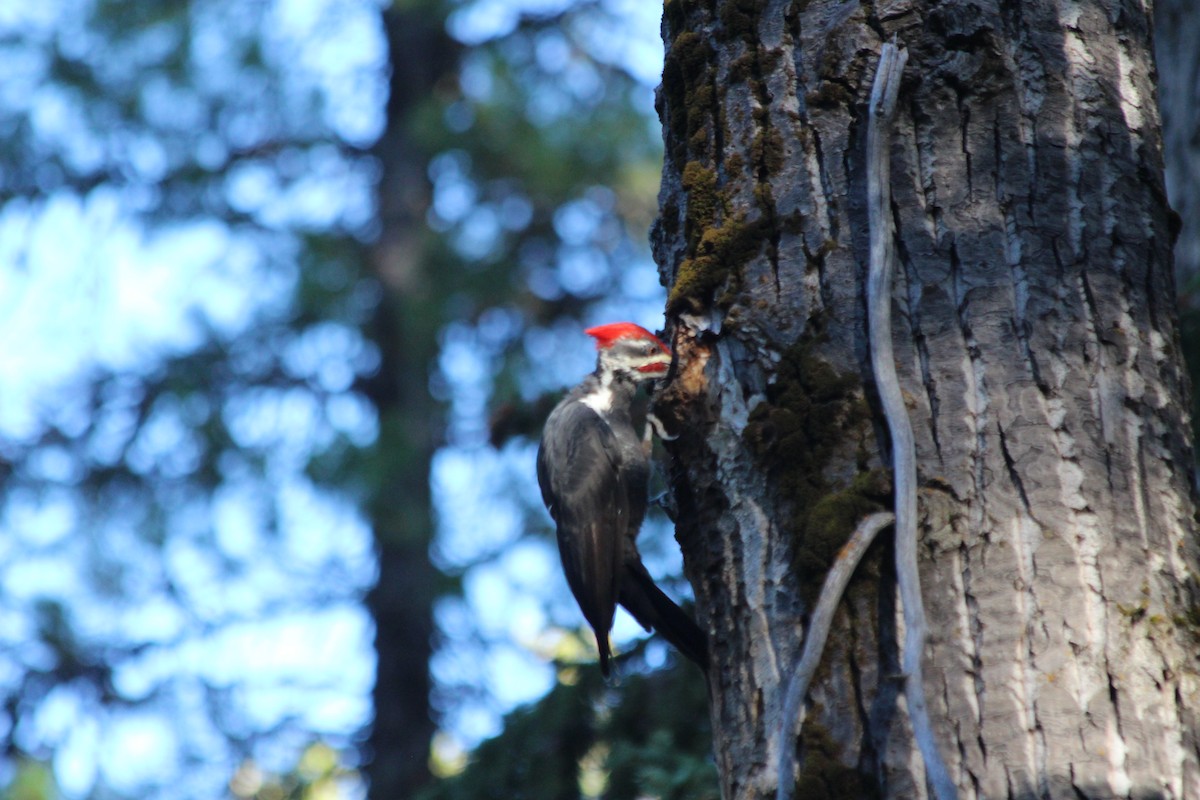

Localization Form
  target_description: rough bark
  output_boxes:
[653,1,1200,798]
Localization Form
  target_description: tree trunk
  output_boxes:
[653,1,1200,798]
[362,5,458,797]
[1154,0,1200,436]
[1156,0,1200,288]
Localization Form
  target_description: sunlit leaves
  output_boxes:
[228,742,365,800]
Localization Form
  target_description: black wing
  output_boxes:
[537,400,628,674]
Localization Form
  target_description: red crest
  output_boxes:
[584,322,670,353]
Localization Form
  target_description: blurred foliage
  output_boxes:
[228,742,363,800]
[2,760,60,800]
[418,650,716,800]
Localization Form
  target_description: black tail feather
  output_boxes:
[618,563,708,671]
[597,635,612,677]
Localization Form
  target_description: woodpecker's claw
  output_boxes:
[646,412,678,441]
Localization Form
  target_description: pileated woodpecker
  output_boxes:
[536,322,708,675]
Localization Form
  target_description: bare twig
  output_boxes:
[774,512,895,800]
[867,42,958,800]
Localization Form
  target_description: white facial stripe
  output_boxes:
[626,353,670,371]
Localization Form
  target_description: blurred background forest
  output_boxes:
[1,0,1197,799]
[0,0,715,798]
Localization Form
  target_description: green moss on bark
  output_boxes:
[669,212,770,312]
[805,83,852,109]
[751,127,785,174]
[682,161,720,243]
[661,29,716,172]
[793,722,879,800]
[667,156,779,312]
[729,51,755,83]
[744,339,883,584]
[660,2,794,314]
[802,469,889,574]
[719,0,767,40]
[663,0,685,32]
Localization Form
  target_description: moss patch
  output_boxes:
[719,0,768,41]
[729,51,755,83]
[751,127,785,175]
[725,152,745,175]
[800,470,890,577]
[681,161,720,245]
[663,0,685,33]
[661,28,716,172]
[744,339,884,586]
[805,83,853,110]
[667,156,778,312]
[793,722,879,800]
[659,1,793,315]
[669,212,770,313]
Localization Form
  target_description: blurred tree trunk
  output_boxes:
[362,5,457,797]
[1155,0,1200,435]
[654,1,1200,798]
[1156,0,1200,288]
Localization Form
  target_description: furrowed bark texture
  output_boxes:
[652,1,1200,798]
